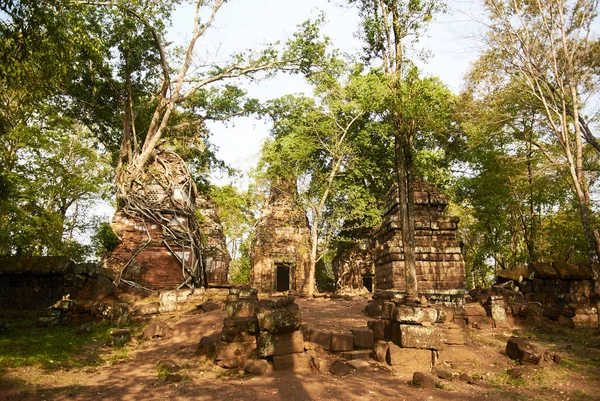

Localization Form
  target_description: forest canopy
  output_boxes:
[1,0,599,293]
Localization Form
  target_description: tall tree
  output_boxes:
[349,0,446,297]
[0,1,112,260]
[91,1,332,288]
[477,0,600,290]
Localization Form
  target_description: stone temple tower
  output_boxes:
[373,179,466,304]
[251,178,310,293]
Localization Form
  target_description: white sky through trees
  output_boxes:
[166,0,487,188]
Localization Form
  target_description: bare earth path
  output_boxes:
[2,297,599,401]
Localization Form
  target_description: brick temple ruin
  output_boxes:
[109,195,230,290]
[107,152,230,291]
[196,196,230,286]
[373,180,466,302]
[490,262,599,327]
[332,238,375,292]
[250,179,310,293]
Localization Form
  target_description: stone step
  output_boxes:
[341,350,372,361]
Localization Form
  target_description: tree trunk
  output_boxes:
[307,223,318,297]
[394,114,418,298]
[526,129,537,262]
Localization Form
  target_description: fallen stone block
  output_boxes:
[506,337,541,365]
[141,320,172,340]
[351,328,374,349]
[329,360,354,376]
[330,331,354,352]
[386,343,432,370]
[215,341,256,363]
[163,373,184,383]
[110,329,132,347]
[381,301,396,320]
[238,286,259,300]
[434,307,454,323]
[275,295,296,308]
[365,301,381,318]
[341,350,372,361]
[220,317,259,342]
[397,325,444,350]
[257,330,304,357]
[244,358,273,375]
[468,316,493,330]
[572,312,599,327]
[226,300,257,318]
[256,306,301,334]
[197,335,218,359]
[199,301,221,313]
[308,327,331,350]
[367,319,389,341]
[305,348,321,370]
[432,366,453,380]
[392,305,438,325]
[373,341,389,363]
[347,359,370,371]
[157,359,181,373]
[273,352,312,372]
[412,371,436,389]
[134,302,160,316]
[463,303,487,317]
[218,356,247,369]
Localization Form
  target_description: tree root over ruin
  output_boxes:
[115,149,206,290]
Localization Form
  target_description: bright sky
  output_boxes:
[168,0,488,188]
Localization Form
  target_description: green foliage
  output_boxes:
[350,0,446,69]
[457,0,600,274]
[209,185,258,284]
[156,365,171,381]
[0,320,114,370]
[315,258,336,293]
[92,222,120,255]
[229,253,252,284]
[455,46,596,276]
[0,123,111,260]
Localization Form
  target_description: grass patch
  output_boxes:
[435,381,450,390]
[0,320,116,370]
[156,365,171,380]
[107,348,131,365]
[489,370,527,387]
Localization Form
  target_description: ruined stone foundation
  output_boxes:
[374,180,466,302]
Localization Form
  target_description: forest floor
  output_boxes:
[1,296,600,401]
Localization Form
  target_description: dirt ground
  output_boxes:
[2,296,600,401]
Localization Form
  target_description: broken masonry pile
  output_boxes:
[214,287,314,372]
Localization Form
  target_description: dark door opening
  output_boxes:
[362,275,373,293]
[276,263,290,292]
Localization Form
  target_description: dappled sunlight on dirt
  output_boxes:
[2,299,600,401]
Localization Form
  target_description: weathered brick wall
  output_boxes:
[374,180,466,298]
[251,180,310,293]
[108,211,188,290]
[197,196,230,286]
[108,197,230,290]
[0,256,115,314]
[498,262,595,305]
